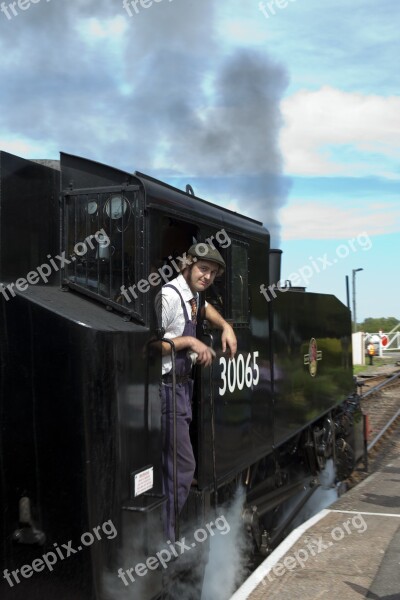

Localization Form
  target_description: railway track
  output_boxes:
[360,370,400,450]
[348,369,400,485]
[357,367,400,391]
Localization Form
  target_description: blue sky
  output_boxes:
[0,0,399,322]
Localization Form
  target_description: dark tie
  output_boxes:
[189,297,197,323]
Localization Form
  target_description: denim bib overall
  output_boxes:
[161,284,197,541]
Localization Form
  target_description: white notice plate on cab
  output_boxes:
[133,466,154,497]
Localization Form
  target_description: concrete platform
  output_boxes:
[231,438,400,599]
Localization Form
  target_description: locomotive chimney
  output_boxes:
[269,249,282,286]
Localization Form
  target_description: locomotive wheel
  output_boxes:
[335,437,355,480]
[313,417,334,471]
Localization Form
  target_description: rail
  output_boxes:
[361,370,400,399]
[360,370,400,451]
[367,407,400,451]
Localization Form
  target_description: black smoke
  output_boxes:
[0,0,289,242]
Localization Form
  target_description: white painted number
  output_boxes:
[236,354,245,390]
[228,358,236,393]
[218,352,260,396]
[253,351,260,386]
[245,353,253,387]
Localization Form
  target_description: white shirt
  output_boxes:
[155,273,206,375]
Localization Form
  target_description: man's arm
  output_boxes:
[204,303,237,359]
[159,291,215,366]
[161,336,215,366]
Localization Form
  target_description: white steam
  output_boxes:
[291,459,338,529]
[201,486,250,600]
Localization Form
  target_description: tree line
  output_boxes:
[357,317,400,332]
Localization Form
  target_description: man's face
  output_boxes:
[186,260,220,293]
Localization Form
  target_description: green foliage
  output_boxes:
[358,317,400,333]
[353,358,387,374]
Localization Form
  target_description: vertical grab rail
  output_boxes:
[160,338,179,540]
[202,331,218,510]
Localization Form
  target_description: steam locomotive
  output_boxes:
[0,150,362,600]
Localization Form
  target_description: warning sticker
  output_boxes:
[134,466,154,497]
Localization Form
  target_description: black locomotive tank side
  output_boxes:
[0,152,164,600]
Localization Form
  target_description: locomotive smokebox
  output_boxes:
[269,248,282,287]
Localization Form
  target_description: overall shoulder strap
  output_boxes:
[196,292,206,338]
[163,284,190,320]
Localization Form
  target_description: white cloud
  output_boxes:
[280,199,400,240]
[218,19,270,45]
[0,135,57,159]
[75,16,128,42]
[281,87,400,177]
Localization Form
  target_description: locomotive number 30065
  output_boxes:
[218,351,260,396]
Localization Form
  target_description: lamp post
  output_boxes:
[352,268,363,333]
[345,275,350,309]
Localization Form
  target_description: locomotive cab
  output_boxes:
[60,153,278,497]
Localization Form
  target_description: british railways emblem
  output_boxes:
[304,338,322,377]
